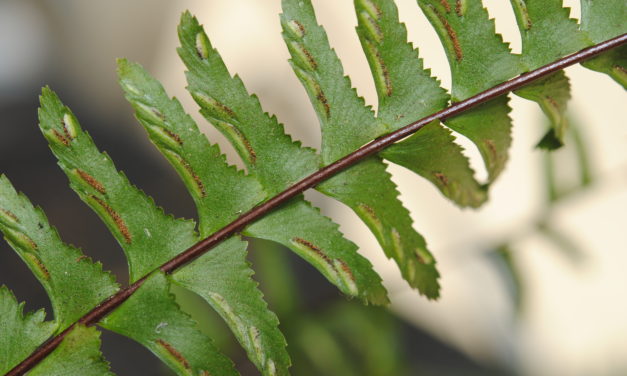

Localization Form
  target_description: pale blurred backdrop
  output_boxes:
[1,0,626,375]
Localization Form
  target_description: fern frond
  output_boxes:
[281,0,440,298]
[2,1,626,374]
[178,12,319,193]
[172,238,290,375]
[117,58,265,235]
[512,0,591,69]
[38,89,243,375]
[354,0,486,207]
[176,13,388,305]
[380,120,487,207]
[39,87,293,375]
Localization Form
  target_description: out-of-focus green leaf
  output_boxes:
[490,245,524,315]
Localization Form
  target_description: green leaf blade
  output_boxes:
[173,238,291,376]
[117,58,266,235]
[580,0,627,42]
[178,12,319,194]
[319,159,440,299]
[280,0,387,163]
[38,88,198,282]
[514,71,572,148]
[0,175,119,331]
[0,287,56,374]
[29,325,113,376]
[381,121,487,208]
[354,0,449,128]
[580,0,627,88]
[102,272,237,376]
[508,1,589,146]
[445,96,513,182]
[245,199,389,305]
[417,0,522,100]
[354,0,485,207]
[40,86,290,375]
[510,0,591,69]
[581,46,627,89]
[177,13,388,304]
[281,0,440,297]
[416,0,518,182]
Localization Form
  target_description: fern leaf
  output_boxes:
[38,87,198,283]
[511,0,591,69]
[119,57,388,374]
[318,159,440,298]
[581,0,627,42]
[446,96,513,182]
[101,272,237,376]
[417,0,522,99]
[380,120,487,207]
[355,0,448,125]
[117,64,293,373]
[417,0,520,181]
[173,238,290,375]
[28,325,113,376]
[0,175,119,332]
[0,287,55,374]
[178,11,319,193]
[509,0,590,147]
[514,71,571,149]
[580,0,627,88]
[280,0,386,162]
[354,0,486,207]
[40,87,290,375]
[244,198,388,304]
[581,46,627,89]
[38,89,233,374]
[116,58,265,235]
[281,0,440,298]
[176,13,388,304]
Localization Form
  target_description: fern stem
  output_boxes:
[6,32,626,376]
